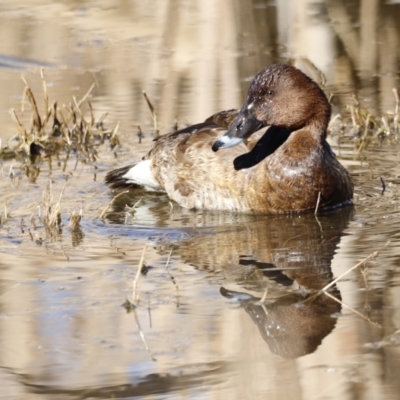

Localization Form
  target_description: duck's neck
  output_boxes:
[234,126,292,170]
[305,120,329,143]
[308,97,331,141]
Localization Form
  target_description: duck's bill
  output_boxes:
[212,107,264,152]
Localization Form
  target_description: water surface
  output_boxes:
[1,1,400,399]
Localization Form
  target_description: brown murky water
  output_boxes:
[1,1,400,399]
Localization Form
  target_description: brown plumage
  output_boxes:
[105,64,353,214]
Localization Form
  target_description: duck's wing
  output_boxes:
[150,109,239,143]
[147,110,264,211]
[204,109,240,129]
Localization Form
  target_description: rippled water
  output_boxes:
[1,1,400,399]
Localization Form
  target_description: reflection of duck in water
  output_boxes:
[221,268,341,358]
[175,207,353,359]
[220,280,340,360]
[106,64,353,213]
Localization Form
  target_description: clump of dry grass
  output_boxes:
[41,181,64,236]
[328,90,400,152]
[1,69,119,161]
[68,209,83,231]
[27,181,83,242]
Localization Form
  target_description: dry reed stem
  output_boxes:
[9,109,27,138]
[319,251,378,295]
[97,112,108,125]
[110,121,120,141]
[256,288,269,304]
[4,200,8,220]
[305,251,378,306]
[142,91,159,137]
[41,68,48,113]
[131,245,147,305]
[43,182,66,230]
[125,246,156,361]
[124,199,141,224]
[137,125,143,144]
[164,249,180,307]
[25,86,42,132]
[314,191,321,215]
[75,83,95,110]
[109,121,120,148]
[393,88,399,132]
[132,307,157,361]
[147,292,152,328]
[323,290,381,327]
[98,190,129,219]
[40,69,52,128]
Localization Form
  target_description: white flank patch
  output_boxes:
[122,160,162,192]
[217,135,244,149]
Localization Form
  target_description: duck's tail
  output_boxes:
[105,164,139,190]
[105,160,163,192]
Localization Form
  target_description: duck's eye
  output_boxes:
[236,118,244,130]
[267,89,275,96]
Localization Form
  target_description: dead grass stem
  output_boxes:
[164,249,180,307]
[132,307,157,361]
[142,91,159,138]
[304,251,379,325]
[329,90,400,153]
[130,245,147,306]
[323,290,381,328]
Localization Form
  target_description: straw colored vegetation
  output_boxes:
[1,70,120,161]
[0,71,123,241]
[25,181,83,243]
[328,90,400,153]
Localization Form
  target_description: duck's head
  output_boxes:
[212,64,331,151]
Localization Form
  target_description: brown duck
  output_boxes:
[105,64,353,213]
